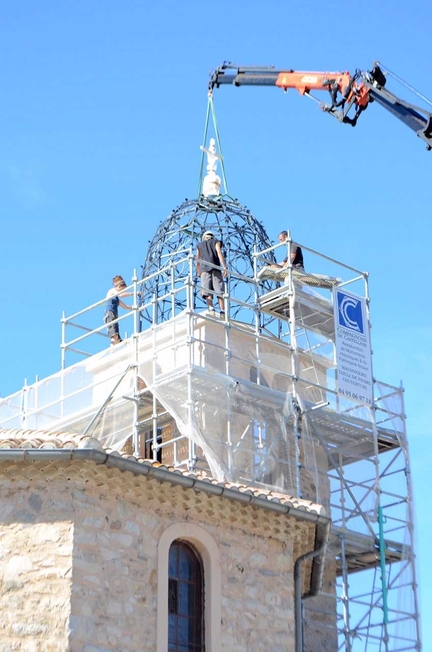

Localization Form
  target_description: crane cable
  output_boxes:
[376,61,432,108]
[197,92,229,197]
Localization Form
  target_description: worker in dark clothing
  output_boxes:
[196,231,228,317]
[269,230,304,271]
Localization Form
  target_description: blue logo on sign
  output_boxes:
[337,291,364,333]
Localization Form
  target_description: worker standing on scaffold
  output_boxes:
[196,232,228,318]
[104,275,133,345]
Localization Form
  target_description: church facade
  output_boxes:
[0,431,329,651]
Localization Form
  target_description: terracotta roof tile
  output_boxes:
[0,428,325,516]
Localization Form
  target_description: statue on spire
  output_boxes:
[200,138,222,197]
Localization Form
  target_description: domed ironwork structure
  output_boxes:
[140,194,277,325]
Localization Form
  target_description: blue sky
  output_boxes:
[1,0,431,645]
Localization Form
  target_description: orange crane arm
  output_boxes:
[273,70,370,108]
[209,63,432,149]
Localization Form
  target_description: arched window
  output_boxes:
[157,523,220,651]
[168,540,205,651]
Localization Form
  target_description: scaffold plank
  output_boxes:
[257,266,341,288]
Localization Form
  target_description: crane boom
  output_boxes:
[209,62,432,150]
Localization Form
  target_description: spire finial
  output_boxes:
[200,138,222,197]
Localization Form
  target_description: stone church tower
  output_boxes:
[0,143,420,650]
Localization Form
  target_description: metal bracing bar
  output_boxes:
[344,565,402,644]
[380,496,409,510]
[391,396,422,649]
[64,296,108,323]
[338,452,348,530]
[336,450,353,650]
[66,322,109,336]
[333,476,384,515]
[185,257,197,472]
[20,379,28,426]
[170,261,176,317]
[362,568,376,651]
[155,434,189,451]
[379,448,404,479]
[382,526,408,540]
[151,396,159,462]
[348,591,386,604]
[329,489,376,519]
[325,449,377,469]
[141,260,188,290]
[375,387,402,403]
[338,402,371,417]
[13,370,125,429]
[138,410,169,428]
[185,369,196,472]
[253,238,366,277]
[282,236,303,500]
[374,412,404,428]
[328,460,378,488]
[296,374,329,394]
[151,293,157,328]
[140,283,188,307]
[194,254,255,284]
[307,418,378,540]
[389,546,419,624]
[231,423,254,455]
[328,507,374,530]
[385,581,418,597]
[82,365,133,436]
[299,339,333,355]
[340,536,353,651]
[337,275,366,289]
[160,247,192,260]
[223,287,234,470]
[34,375,39,418]
[62,347,93,358]
[61,312,67,370]
[60,348,65,419]
[343,597,416,621]
[65,313,131,349]
[151,291,160,461]
[132,270,140,456]
[332,472,391,491]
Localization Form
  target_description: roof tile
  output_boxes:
[0,428,325,516]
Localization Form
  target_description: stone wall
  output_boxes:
[0,459,321,652]
[0,484,73,651]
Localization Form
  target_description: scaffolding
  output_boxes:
[0,236,421,651]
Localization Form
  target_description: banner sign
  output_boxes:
[333,288,373,406]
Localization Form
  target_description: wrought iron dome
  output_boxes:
[140,194,277,325]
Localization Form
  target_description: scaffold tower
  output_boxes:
[0,141,421,650]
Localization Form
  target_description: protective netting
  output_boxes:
[136,312,309,493]
[0,310,409,511]
[0,345,137,451]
